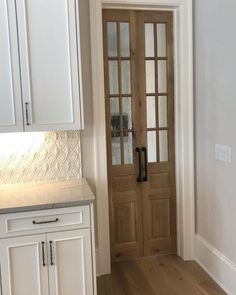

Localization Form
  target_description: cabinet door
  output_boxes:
[0,234,49,295]
[16,0,83,132]
[0,0,23,132]
[48,229,94,295]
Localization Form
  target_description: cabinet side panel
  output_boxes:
[0,0,23,132]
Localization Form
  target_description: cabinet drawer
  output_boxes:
[0,206,90,237]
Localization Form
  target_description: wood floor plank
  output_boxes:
[120,260,156,295]
[159,255,226,295]
[152,255,202,295]
[111,263,134,295]
[135,258,173,295]
[97,255,226,295]
[196,281,226,295]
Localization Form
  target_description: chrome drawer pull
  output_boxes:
[32,218,59,225]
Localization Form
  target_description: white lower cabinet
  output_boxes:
[0,234,49,295]
[48,229,93,295]
[0,206,96,295]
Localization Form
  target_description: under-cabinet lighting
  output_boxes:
[0,132,44,156]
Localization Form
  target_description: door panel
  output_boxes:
[0,234,49,295]
[139,11,176,256]
[0,0,23,132]
[114,201,136,243]
[47,229,93,295]
[103,10,144,262]
[16,0,83,131]
[103,10,176,261]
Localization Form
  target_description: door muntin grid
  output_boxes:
[106,21,134,166]
[145,22,169,163]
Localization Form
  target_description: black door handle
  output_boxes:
[142,147,148,182]
[135,147,142,182]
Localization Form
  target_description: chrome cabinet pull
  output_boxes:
[41,241,46,267]
[25,102,30,126]
[32,218,59,225]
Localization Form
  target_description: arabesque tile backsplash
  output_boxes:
[0,131,81,184]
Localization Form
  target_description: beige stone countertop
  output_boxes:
[0,178,95,214]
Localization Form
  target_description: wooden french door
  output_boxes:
[103,10,176,262]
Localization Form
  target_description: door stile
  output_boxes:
[166,12,177,248]
[103,10,144,262]
[138,11,177,256]
[136,11,149,255]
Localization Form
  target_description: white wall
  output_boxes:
[194,0,236,293]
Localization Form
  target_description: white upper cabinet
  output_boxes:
[0,0,23,132]
[0,0,84,133]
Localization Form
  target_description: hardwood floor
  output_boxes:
[97,255,226,295]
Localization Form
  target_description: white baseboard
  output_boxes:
[195,234,236,295]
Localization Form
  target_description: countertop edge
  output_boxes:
[0,198,95,215]
[0,178,95,214]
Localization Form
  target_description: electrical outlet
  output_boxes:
[215,145,232,163]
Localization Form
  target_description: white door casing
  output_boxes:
[90,0,194,275]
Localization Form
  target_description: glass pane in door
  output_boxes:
[146,96,156,128]
[145,23,154,57]
[110,97,119,132]
[124,132,133,164]
[109,61,119,95]
[107,22,118,57]
[157,24,167,57]
[146,61,155,93]
[112,135,121,165]
[158,60,167,93]
[159,130,168,161]
[110,97,121,165]
[121,61,131,94]
[122,97,132,129]
[147,131,157,162]
[120,23,130,57]
[158,96,168,128]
